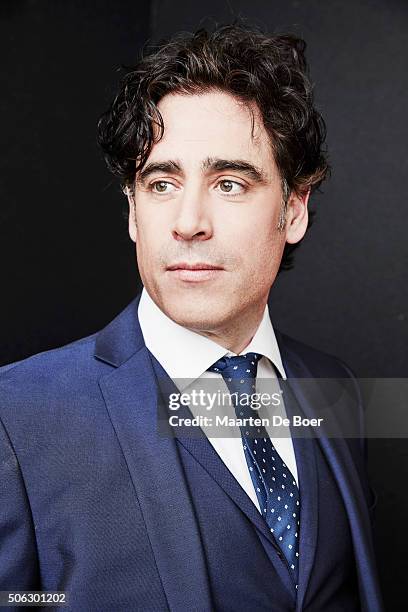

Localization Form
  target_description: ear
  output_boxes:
[125,186,137,243]
[285,188,311,244]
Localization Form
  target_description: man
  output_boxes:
[0,25,382,611]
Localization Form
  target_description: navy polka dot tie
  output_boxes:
[208,352,300,585]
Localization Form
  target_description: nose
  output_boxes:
[171,186,213,242]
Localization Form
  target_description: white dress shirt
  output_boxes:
[138,287,298,513]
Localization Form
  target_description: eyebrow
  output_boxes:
[137,160,182,184]
[202,157,268,183]
[136,156,268,185]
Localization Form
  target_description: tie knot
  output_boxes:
[208,352,262,380]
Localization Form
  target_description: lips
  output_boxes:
[167,263,223,271]
[166,262,224,282]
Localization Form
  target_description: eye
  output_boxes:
[216,179,246,196]
[151,180,176,194]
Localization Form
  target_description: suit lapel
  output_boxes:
[276,331,383,612]
[96,302,212,612]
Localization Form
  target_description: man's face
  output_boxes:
[128,90,308,337]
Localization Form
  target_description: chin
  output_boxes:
[161,292,232,332]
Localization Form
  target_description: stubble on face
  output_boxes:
[130,91,288,351]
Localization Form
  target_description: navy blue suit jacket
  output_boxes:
[0,296,383,611]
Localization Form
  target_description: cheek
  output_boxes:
[134,205,164,256]
[226,205,282,252]
[133,220,157,280]
[234,211,285,282]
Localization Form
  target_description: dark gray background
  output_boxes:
[1,0,407,607]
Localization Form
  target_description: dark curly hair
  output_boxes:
[97,23,329,271]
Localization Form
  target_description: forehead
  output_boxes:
[149,90,276,176]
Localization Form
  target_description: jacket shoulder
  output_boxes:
[0,332,115,415]
[0,332,98,381]
[277,329,366,443]
[275,329,357,379]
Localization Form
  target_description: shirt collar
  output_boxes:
[138,287,286,383]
